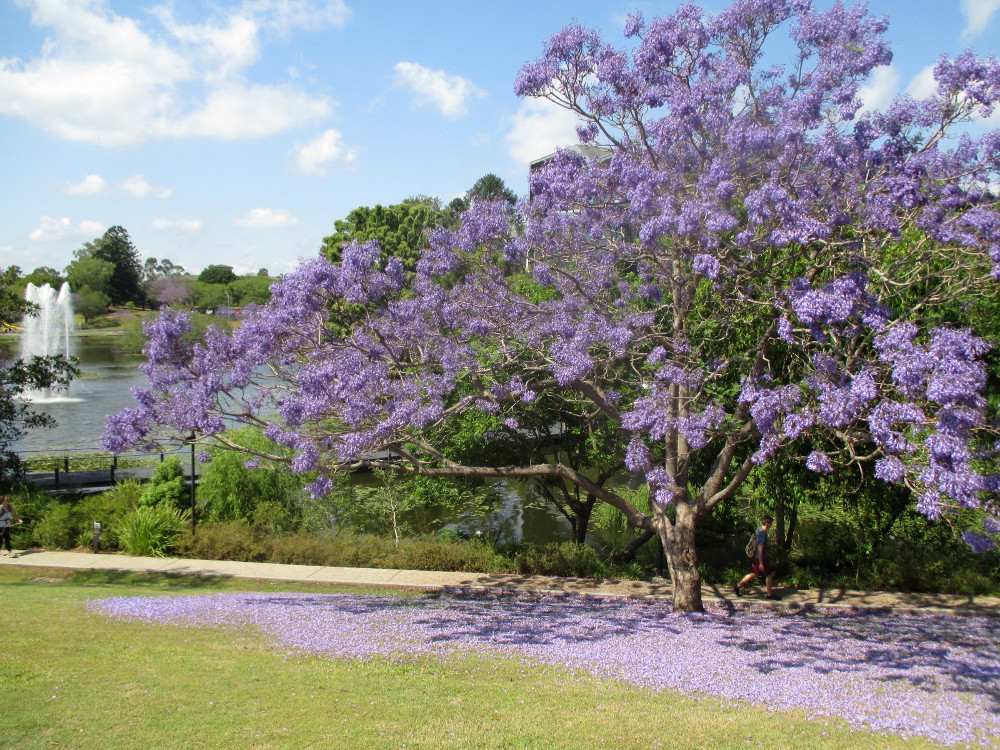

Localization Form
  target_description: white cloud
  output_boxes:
[393,61,485,118]
[857,65,900,115]
[151,218,203,231]
[64,174,106,196]
[165,82,332,140]
[29,216,104,242]
[292,128,358,176]
[505,98,581,166]
[240,0,352,35]
[906,65,939,100]
[962,0,1000,36]
[233,208,299,228]
[0,0,338,146]
[120,174,172,198]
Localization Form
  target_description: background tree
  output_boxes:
[147,275,196,309]
[74,287,112,323]
[21,267,65,289]
[198,265,238,285]
[197,426,308,531]
[230,276,274,306]
[0,266,78,484]
[467,173,518,208]
[103,1,1000,612]
[195,283,232,312]
[142,257,186,284]
[445,174,520,224]
[320,201,449,275]
[64,257,114,300]
[72,226,144,307]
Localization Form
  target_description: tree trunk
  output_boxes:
[570,500,594,544]
[659,502,703,612]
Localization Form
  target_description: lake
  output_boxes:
[14,335,147,457]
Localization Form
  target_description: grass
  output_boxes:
[0,566,942,750]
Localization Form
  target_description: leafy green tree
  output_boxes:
[445,174,520,221]
[350,470,485,544]
[142,257,186,284]
[320,201,448,275]
[139,457,189,509]
[195,283,231,312]
[0,266,78,484]
[468,173,519,207]
[198,265,238,285]
[198,426,309,527]
[75,287,112,323]
[230,276,273,306]
[73,226,144,307]
[22,267,65,288]
[65,257,114,300]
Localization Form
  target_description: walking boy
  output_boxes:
[734,515,779,600]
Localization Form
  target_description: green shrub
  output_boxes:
[249,499,296,535]
[267,532,349,566]
[175,520,262,562]
[75,482,142,550]
[515,542,609,579]
[197,427,307,524]
[6,486,58,548]
[140,457,188,509]
[34,502,88,549]
[395,538,511,573]
[115,505,188,557]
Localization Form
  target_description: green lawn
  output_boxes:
[1,566,938,750]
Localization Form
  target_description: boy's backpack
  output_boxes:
[745,533,757,558]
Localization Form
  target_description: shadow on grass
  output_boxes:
[65,570,232,589]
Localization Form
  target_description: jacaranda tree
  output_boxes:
[104,0,1000,611]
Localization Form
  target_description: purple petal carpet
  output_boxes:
[88,590,1000,746]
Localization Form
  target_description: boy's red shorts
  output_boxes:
[751,557,772,576]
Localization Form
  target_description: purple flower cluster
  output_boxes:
[88,591,1000,747]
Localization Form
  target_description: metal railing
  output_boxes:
[17,445,199,488]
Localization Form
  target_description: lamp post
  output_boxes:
[188,430,197,535]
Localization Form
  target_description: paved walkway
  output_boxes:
[2,549,998,615]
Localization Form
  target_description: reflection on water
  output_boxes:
[350,472,571,546]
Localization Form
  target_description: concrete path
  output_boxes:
[2,549,998,616]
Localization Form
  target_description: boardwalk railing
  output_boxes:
[18,446,202,491]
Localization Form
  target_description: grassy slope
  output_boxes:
[1,567,937,750]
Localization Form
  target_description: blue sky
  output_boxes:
[2,0,999,277]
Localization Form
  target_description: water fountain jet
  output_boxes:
[20,282,79,402]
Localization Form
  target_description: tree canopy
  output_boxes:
[320,201,449,275]
[198,265,238,285]
[67,226,144,308]
[103,0,1000,611]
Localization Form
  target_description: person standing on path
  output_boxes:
[734,515,779,600]
[0,495,22,557]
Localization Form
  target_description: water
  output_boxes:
[20,282,75,360]
[20,282,76,401]
[14,336,147,457]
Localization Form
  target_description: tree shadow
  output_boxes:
[721,608,1000,711]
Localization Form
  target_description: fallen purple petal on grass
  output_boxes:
[87,591,1000,746]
